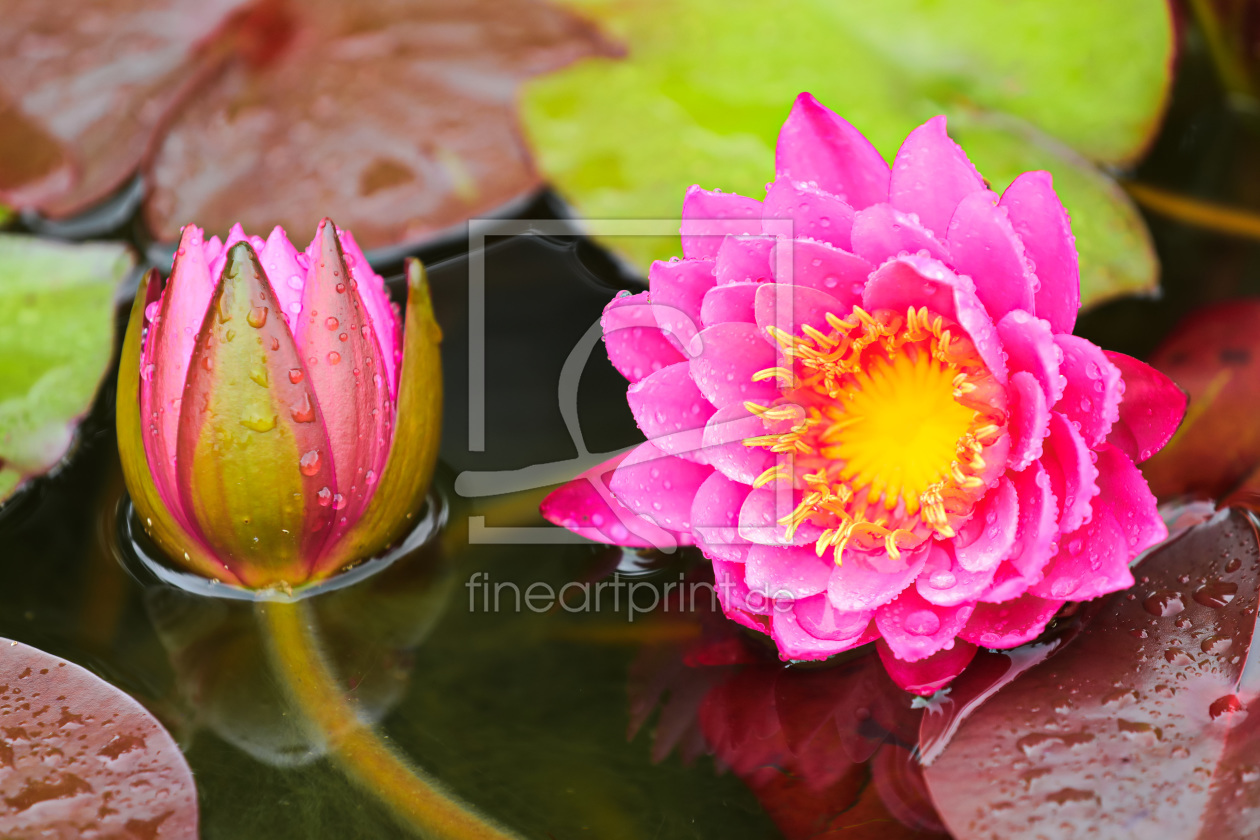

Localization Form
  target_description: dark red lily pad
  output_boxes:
[1141,300,1260,499]
[0,639,198,839]
[920,507,1260,839]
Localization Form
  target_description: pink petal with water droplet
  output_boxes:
[771,604,874,660]
[889,116,986,240]
[690,471,752,563]
[762,179,855,250]
[862,253,1007,384]
[983,462,1058,602]
[1041,411,1098,534]
[850,202,951,266]
[954,477,1018,573]
[793,593,875,641]
[700,282,759,326]
[775,92,890,210]
[1055,334,1123,448]
[1007,371,1050,471]
[1030,507,1131,601]
[680,186,762,260]
[701,402,773,485]
[1104,350,1187,463]
[827,545,929,612]
[714,236,774,286]
[339,228,401,398]
[207,223,250,282]
[141,224,217,532]
[997,310,1064,405]
[945,190,1037,322]
[259,226,306,327]
[608,440,713,534]
[754,283,850,346]
[746,543,833,600]
[772,237,871,303]
[958,594,1064,648]
[875,587,974,663]
[688,321,779,408]
[999,171,1080,335]
[876,638,977,695]
[649,258,715,356]
[738,487,823,547]
[627,362,715,463]
[541,451,686,550]
[916,543,997,607]
[602,291,687,383]
[1091,444,1166,556]
[713,559,772,629]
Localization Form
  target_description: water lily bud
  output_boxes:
[118,219,441,588]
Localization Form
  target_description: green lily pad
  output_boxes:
[0,234,132,502]
[522,0,1173,308]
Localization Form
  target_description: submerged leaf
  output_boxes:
[0,234,131,504]
[522,0,1172,306]
[0,639,198,837]
[920,508,1260,839]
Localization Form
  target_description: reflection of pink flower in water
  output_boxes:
[544,93,1187,693]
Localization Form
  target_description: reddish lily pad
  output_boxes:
[1141,300,1260,500]
[919,508,1260,839]
[0,639,198,838]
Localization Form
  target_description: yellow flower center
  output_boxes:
[744,306,1006,562]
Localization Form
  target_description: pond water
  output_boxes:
[1,34,1258,840]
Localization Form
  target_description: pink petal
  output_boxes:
[827,545,929,612]
[713,559,772,630]
[916,543,998,607]
[541,452,686,550]
[754,283,850,345]
[690,472,753,563]
[772,237,871,303]
[700,282,759,326]
[608,441,713,534]
[738,487,823,547]
[206,223,250,282]
[339,228,401,398]
[1041,411,1098,534]
[688,321,779,408]
[626,362,715,463]
[945,190,1036,322]
[649,258,716,357]
[745,543,833,600]
[715,235,774,285]
[999,171,1080,335]
[958,594,1064,648]
[258,226,306,331]
[983,462,1058,601]
[1030,507,1132,601]
[996,310,1065,405]
[1092,444,1167,557]
[762,179,855,250]
[793,593,875,641]
[602,291,687,383]
[876,639,977,695]
[1007,371,1050,471]
[850,202,951,267]
[1104,350,1187,463]
[889,116,986,240]
[953,477,1018,573]
[771,606,872,661]
[1054,334,1123,448]
[862,254,1007,383]
[701,402,773,485]
[141,224,217,532]
[875,587,974,663]
[680,186,762,260]
[775,92,890,210]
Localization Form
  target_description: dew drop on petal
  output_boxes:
[905,609,941,636]
[327,351,341,365]
[299,450,321,476]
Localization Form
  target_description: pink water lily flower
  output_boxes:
[118,219,442,589]
[542,93,1187,693]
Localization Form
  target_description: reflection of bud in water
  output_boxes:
[145,522,454,767]
[117,220,442,589]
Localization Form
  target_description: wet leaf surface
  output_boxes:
[1141,300,1260,500]
[0,638,198,838]
[920,508,1260,840]
[0,234,131,504]
[523,0,1170,304]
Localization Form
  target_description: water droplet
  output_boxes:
[240,411,277,433]
[1143,590,1184,617]
[1210,694,1244,719]
[1194,580,1238,608]
[905,609,941,636]
[290,392,316,423]
[288,274,303,290]
[327,351,341,365]
[339,332,348,342]
[365,470,377,485]
[336,283,346,294]
[326,317,339,331]
[332,493,347,510]
[316,486,332,506]
[288,368,304,384]
[247,306,268,328]
[1201,635,1233,655]
[299,450,321,476]
[145,301,161,322]
[928,571,956,589]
